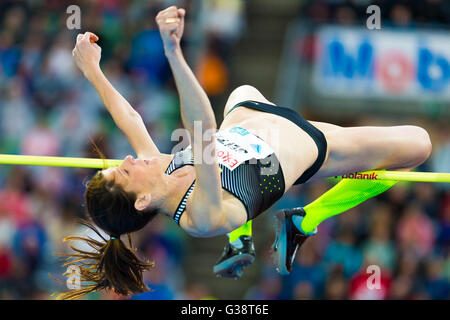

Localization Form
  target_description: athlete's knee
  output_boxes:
[224,85,267,117]
[230,85,259,97]
[225,86,251,115]
[229,85,271,104]
[417,126,432,162]
[406,125,432,165]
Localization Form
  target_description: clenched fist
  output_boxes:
[72,32,101,79]
[155,6,185,53]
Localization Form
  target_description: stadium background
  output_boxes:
[0,0,448,300]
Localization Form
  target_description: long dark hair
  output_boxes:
[54,140,157,299]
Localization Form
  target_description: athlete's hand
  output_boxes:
[155,6,185,53]
[72,32,101,79]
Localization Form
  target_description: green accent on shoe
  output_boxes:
[301,176,397,234]
[228,220,253,243]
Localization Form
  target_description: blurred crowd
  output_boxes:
[0,0,244,299]
[300,0,450,27]
[0,0,448,300]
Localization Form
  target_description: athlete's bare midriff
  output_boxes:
[219,105,320,189]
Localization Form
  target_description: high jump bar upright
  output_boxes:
[0,154,449,183]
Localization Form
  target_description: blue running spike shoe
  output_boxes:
[213,235,255,279]
[272,207,316,275]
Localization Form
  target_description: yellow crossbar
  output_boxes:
[0,154,449,183]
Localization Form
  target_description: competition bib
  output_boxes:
[213,126,273,171]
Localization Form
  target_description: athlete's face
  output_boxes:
[101,155,165,204]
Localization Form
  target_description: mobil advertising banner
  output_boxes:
[313,26,450,100]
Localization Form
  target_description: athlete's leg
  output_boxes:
[273,123,432,275]
[300,124,432,231]
[310,123,432,179]
[300,175,399,233]
[299,122,432,233]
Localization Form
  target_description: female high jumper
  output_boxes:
[60,6,432,298]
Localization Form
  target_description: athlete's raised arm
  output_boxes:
[156,7,224,234]
[72,32,161,158]
[156,7,217,133]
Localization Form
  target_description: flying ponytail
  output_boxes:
[54,219,154,300]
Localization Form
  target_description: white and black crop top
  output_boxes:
[165,126,285,224]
